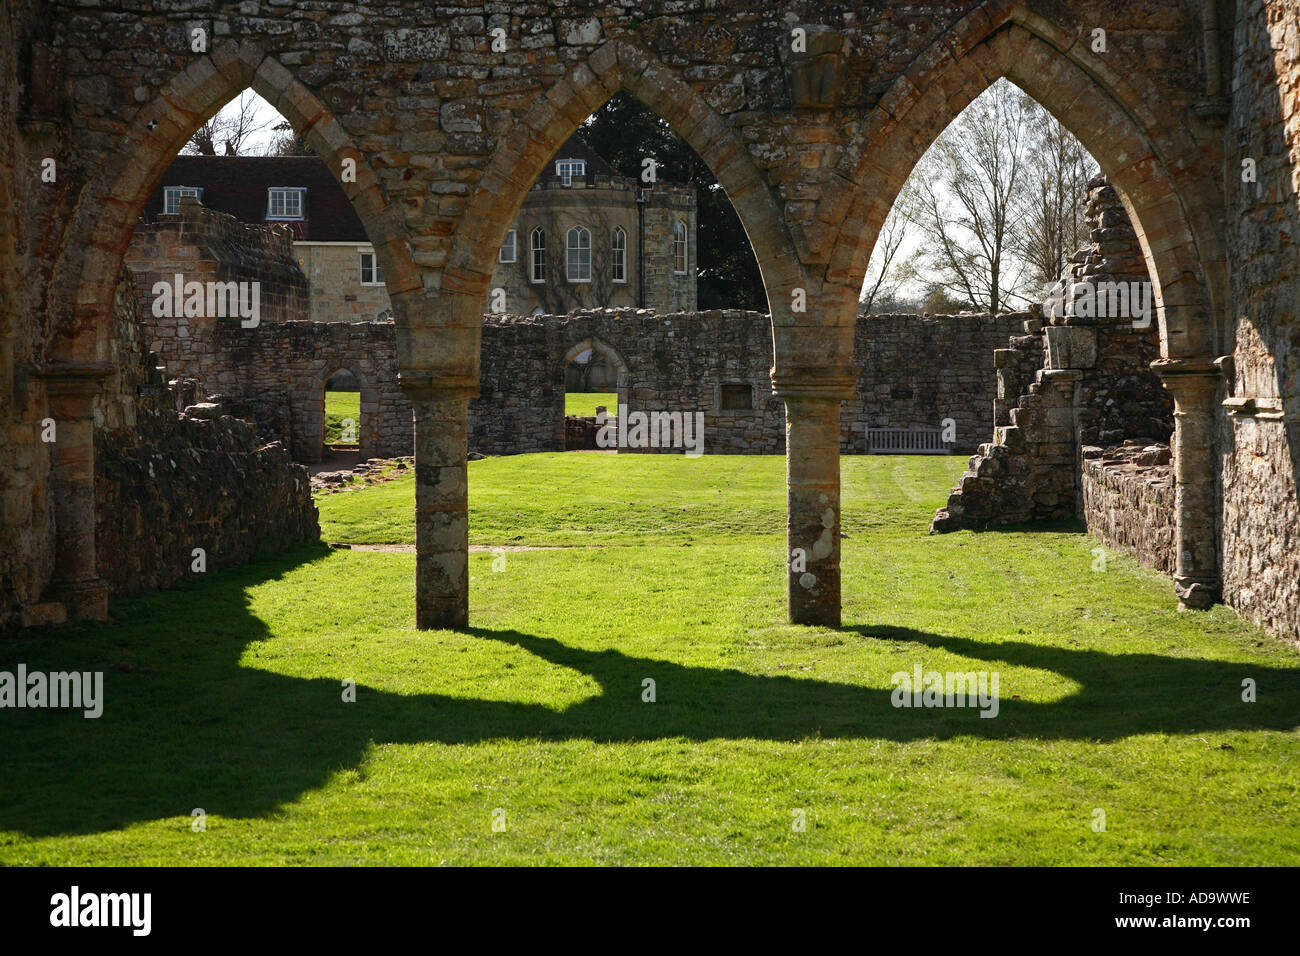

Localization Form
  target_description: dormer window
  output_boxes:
[266,187,305,220]
[555,159,586,185]
[163,186,202,214]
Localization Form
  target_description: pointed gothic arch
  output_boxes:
[52,41,420,368]
[823,4,1225,362]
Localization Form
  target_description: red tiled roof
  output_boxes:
[143,134,620,241]
[142,155,371,242]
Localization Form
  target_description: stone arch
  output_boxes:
[316,363,379,462]
[823,4,1225,361]
[52,40,420,367]
[564,336,630,394]
[444,40,803,370]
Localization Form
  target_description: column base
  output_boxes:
[55,578,109,622]
[790,582,841,628]
[1174,576,1219,611]
[416,597,468,630]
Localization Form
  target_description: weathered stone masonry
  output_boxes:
[5,1,1294,641]
[126,203,412,462]
[138,303,1024,462]
[932,177,1175,536]
[8,263,320,631]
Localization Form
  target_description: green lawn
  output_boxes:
[565,391,617,417]
[324,390,360,446]
[2,454,1297,865]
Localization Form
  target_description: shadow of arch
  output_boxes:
[1,550,1296,840]
[51,40,421,366]
[824,3,1226,361]
[444,40,805,372]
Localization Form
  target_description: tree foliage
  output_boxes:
[579,93,767,311]
[861,79,1098,315]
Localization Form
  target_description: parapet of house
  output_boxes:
[125,198,310,332]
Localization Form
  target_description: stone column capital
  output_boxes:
[35,363,113,422]
[1038,368,1084,386]
[33,362,114,401]
[1151,358,1219,391]
[770,366,855,401]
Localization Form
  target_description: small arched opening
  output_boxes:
[319,365,377,466]
[562,337,629,450]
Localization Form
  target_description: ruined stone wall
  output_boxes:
[846,312,1028,454]
[1081,443,1176,575]
[95,411,320,600]
[125,200,310,340]
[475,310,781,455]
[13,1,1226,634]
[127,303,1041,462]
[126,204,410,462]
[92,268,319,603]
[476,308,1021,455]
[137,317,414,463]
[1222,0,1300,642]
[0,0,56,634]
[933,176,1172,532]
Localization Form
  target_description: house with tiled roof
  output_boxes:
[139,134,697,320]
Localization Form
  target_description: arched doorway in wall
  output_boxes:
[319,366,374,468]
[562,337,629,450]
[72,55,420,469]
[435,45,806,628]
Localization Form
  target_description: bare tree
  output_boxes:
[900,79,1101,313]
[183,91,275,156]
[908,79,1036,314]
[1016,113,1098,291]
[860,178,921,314]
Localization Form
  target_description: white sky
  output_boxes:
[211,90,285,155]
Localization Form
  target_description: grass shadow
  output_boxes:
[1,548,1297,839]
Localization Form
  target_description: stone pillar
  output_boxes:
[404,383,471,629]
[36,364,112,621]
[1153,359,1220,610]
[774,371,854,627]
